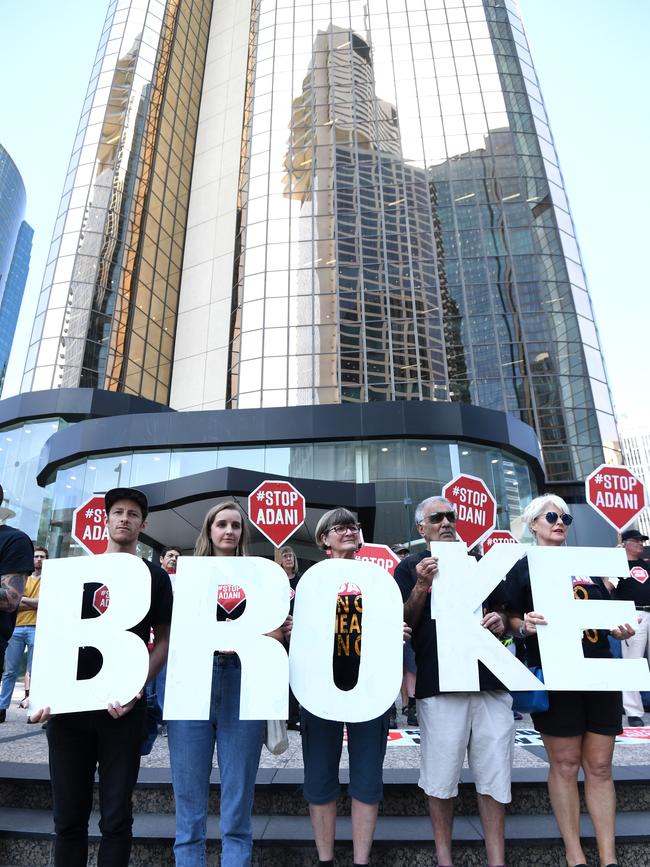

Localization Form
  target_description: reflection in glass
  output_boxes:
[229,0,617,479]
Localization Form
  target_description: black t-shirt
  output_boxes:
[288,573,300,617]
[394,549,508,698]
[333,581,363,691]
[0,524,34,641]
[78,558,173,680]
[616,559,650,607]
[505,556,612,669]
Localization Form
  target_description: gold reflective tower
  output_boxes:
[24,0,619,481]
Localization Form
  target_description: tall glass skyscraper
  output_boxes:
[20,0,618,483]
[0,222,34,392]
[0,145,27,311]
[0,145,33,393]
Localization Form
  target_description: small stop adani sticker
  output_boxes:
[631,566,649,584]
[92,585,110,615]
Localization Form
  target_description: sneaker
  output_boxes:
[627,716,644,727]
[389,704,398,729]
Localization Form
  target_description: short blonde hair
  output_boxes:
[314,507,358,550]
[521,494,571,533]
[194,500,249,557]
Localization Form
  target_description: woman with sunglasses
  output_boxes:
[301,507,396,867]
[167,500,285,867]
[506,494,634,867]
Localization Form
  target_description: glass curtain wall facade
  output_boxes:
[0,221,34,392]
[22,0,618,485]
[225,0,616,479]
[0,145,27,315]
[42,436,534,557]
[21,0,213,403]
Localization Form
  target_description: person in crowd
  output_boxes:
[167,501,285,867]
[0,545,47,719]
[614,529,650,726]
[394,496,511,867]
[144,544,180,737]
[506,494,634,867]
[160,546,180,584]
[29,487,172,867]
[0,483,35,677]
[387,546,416,725]
[400,628,418,727]
[301,507,409,867]
[279,545,301,729]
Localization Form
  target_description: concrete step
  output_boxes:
[1,807,649,866]
[1,763,649,817]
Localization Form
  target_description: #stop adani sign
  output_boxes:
[585,464,647,533]
[355,544,400,576]
[442,474,496,550]
[249,480,306,548]
[72,496,109,555]
[482,529,517,555]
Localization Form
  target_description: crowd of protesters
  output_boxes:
[0,478,647,867]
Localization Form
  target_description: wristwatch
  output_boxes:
[518,623,526,639]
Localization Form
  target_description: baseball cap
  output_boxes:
[104,487,149,520]
[621,529,649,542]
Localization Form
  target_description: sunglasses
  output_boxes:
[329,523,362,536]
[542,511,573,526]
[422,511,456,524]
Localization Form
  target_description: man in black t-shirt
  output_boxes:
[394,496,512,867]
[617,529,650,726]
[0,482,34,679]
[31,487,173,867]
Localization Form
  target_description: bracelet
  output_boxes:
[518,623,526,639]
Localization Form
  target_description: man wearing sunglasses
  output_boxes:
[394,496,511,867]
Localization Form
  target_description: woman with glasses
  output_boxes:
[167,501,285,867]
[506,494,634,867]
[301,507,392,867]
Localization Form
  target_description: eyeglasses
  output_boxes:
[421,511,456,525]
[328,523,362,536]
[542,511,573,526]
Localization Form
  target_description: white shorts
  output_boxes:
[417,691,514,803]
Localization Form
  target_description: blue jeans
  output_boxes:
[0,625,35,709]
[167,656,265,867]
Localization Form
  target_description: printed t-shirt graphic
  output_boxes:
[334,581,362,691]
[217,584,247,620]
[571,575,611,653]
[617,559,650,607]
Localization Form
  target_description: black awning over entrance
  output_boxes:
[137,466,376,558]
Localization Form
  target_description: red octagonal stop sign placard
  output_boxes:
[442,474,497,550]
[482,529,517,555]
[72,495,109,555]
[585,464,647,533]
[248,480,306,548]
[355,544,400,576]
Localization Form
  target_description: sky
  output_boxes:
[0,0,648,424]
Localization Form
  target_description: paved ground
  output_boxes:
[1,684,649,771]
